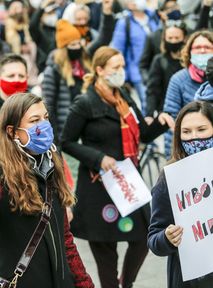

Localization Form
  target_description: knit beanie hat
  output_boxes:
[56,19,81,49]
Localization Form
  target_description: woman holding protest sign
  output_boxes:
[61,46,174,288]
[148,100,213,288]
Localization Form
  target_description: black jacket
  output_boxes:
[61,85,168,172]
[146,53,182,117]
[61,85,168,241]
[29,8,56,73]
[139,28,162,84]
[42,53,83,145]
[0,154,74,288]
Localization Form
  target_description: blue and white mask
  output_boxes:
[190,53,213,71]
[181,136,213,156]
[16,120,54,154]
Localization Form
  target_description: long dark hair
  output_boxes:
[171,101,213,161]
[0,93,75,214]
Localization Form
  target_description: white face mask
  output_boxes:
[42,14,58,28]
[105,69,125,88]
[132,0,146,11]
[29,0,42,9]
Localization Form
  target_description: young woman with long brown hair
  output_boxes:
[0,93,94,288]
[148,101,213,288]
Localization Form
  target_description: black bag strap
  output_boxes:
[125,16,134,60]
[0,181,53,288]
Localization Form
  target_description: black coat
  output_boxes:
[139,28,162,84]
[146,53,182,117]
[42,53,83,145]
[29,8,56,73]
[0,155,74,288]
[61,85,168,241]
[148,172,213,288]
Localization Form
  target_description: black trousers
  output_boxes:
[89,238,148,288]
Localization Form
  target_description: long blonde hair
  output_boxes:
[0,93,75,214]
[54,47,91,87]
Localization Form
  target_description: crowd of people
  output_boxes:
[1,0,213,287]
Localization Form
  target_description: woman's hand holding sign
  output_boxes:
[165,224,183,247]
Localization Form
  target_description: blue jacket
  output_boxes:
[111,10,158,84]
[163,68,201,118]
[163,68,202,158]
[194,81,213,101]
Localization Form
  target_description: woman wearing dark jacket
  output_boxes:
[42,0,116,145]
[0,93,94,288]
[42,19,91,145]
[61,46,174,288]
[145,20,187,121]
[148,101,213,288]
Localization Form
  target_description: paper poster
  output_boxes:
[164,147,213,281]
[101,158,151,217]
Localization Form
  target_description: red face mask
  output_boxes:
[0,79,27,96]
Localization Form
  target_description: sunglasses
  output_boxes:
[165,20,186,30]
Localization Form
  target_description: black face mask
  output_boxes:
[67,48,82,60]
[206,59,213,86]
[167,9,181,20]
[165,41,184,53]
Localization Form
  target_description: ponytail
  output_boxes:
[82,72,96,92]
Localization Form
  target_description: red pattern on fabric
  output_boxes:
[122,112,140,166]
[64,212,95,287]
[71,60,85,79]
[63,158,74,189]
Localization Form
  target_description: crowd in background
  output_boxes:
[1,0,213,287]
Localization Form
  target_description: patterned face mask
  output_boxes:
[16,120,54,154]
[181,136,213,156]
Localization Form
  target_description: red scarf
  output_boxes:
[95,82,140,166]
[188,64,205,83]
[71,60,85,79]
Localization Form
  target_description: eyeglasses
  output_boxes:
[191,45,213,53]
[165,20,186,30]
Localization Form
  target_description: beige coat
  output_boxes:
[5,17,32,54]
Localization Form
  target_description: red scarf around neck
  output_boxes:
[188,64,205,83]
[95,82,140,166]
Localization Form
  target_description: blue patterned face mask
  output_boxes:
[181,136,213,156]
[16,120,54,154]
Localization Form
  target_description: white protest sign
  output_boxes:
[101,158,151,217]
[164,147,213,281]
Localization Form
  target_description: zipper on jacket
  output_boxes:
[48,223,58,271]
[53,209,65,279]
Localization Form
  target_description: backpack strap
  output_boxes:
[125,16,134,60]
